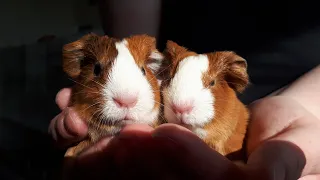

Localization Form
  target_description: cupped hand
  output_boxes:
[48,88,88,148]
[49,86,320,180]
[66,124,249,180]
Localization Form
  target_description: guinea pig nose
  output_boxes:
[172,103,193,114]
[113,96,138,108]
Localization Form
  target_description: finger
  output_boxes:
[75,135,173,180]
[49,108,88,147]
[78,136,114,158]
[56,88,72,110]
[78,124,153,158]
[48,113,62,142]
[118,124,154,138]
[76,124,156,171]
[152,123,245,179]
[152,123,206,149]
[63,108,88,138]
[245,140,306,180]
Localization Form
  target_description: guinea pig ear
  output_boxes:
[62,33,96,78]
[147,49,164,74]
[165,40,188,61]
[126,34,164,74]
[221,51,249,93]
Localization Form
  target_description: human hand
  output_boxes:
[48,88,88,148]
[49,87,320,180]
[246,96,320,180]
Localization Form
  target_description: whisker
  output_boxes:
[83,102,103,113]
[72,90,104,96]
[94,109,107,130]
[79,74,105,88]
[87,108,103,125]
[149,63,172,82]
[96,109,106,129]
[68,78,95,91]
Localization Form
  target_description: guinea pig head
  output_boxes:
[62,33,163,127]
[162,40,249,135]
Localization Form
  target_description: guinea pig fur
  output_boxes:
[62,33,164,157]
[161,40,250,159]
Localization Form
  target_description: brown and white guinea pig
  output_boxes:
[161,40,250,160]
[62,33,164,157]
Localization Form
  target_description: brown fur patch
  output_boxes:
[63,33,119,129]
[62,34,163,157]
[162,40,250,160]
[203,82,249,156]
[125,34,162,111]
[202,52,249,157]
[62,34,121,157]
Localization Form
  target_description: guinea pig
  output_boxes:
[62,33,164,157]
[161,40,250,160]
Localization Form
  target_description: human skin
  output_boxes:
[49,65,320,179]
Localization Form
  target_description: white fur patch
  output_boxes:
[147,51,164,75]
[149,50,164,61]
[163,54,214,137]
[192,127,208,139]
[101,40,159,125]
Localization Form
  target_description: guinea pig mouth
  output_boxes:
[121,114,133,121]
[120,115,135,124]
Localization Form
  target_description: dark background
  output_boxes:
[0,0,319,179]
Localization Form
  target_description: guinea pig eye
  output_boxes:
[94,63,102,76]
[141,67,146,75]
[209,80,216,86]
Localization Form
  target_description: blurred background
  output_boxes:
[0,0,319,179]
[0,0,102,179]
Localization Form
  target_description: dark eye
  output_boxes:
[209,80,216,86]
[94,63,102,76]
[141,67,146,75]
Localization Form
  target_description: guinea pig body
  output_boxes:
[62,33,164,157]
[162,41,249,159]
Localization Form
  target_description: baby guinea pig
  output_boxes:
[62,33,164,157]
[161,40,250,159]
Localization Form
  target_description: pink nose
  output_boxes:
[113,96,138,108]
[172,103,193,114]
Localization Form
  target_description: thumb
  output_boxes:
[152,124,245,180]
[56,88,72,110]
[245,140,306,180]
